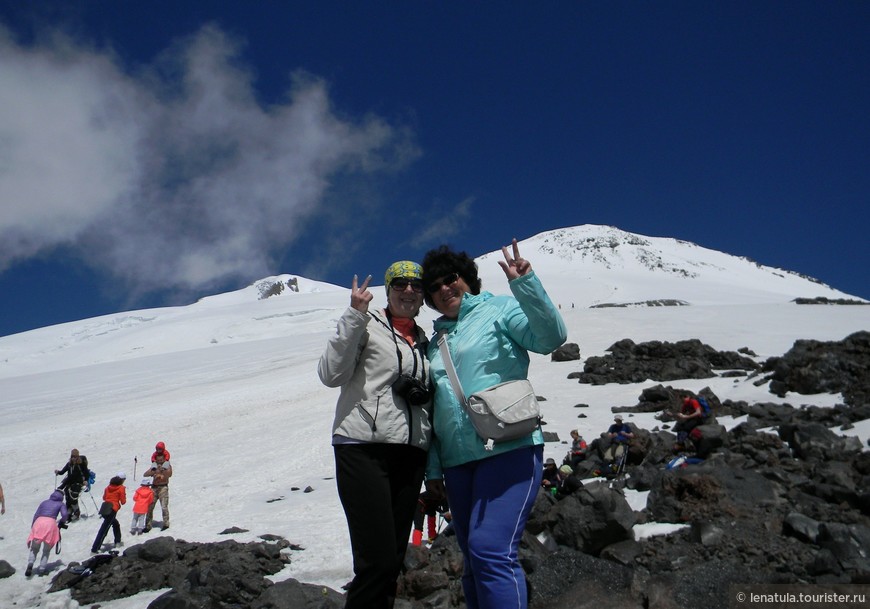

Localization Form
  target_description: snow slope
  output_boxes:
[0,226,868,608]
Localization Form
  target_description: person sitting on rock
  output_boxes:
[541,458,560,493]
[554,464,583,500]
[564,429,588,468]
[673,395,704,451]
[603,416,634,466]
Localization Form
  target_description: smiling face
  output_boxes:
[387,279,424,319]
[429,273,469,319]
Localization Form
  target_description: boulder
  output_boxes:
[551,342,581,361]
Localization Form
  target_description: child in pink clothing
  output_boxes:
[131,479,154,535]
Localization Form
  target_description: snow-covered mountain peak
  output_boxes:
[475,224,857,307]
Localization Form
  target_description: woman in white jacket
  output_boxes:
[318,261,433,609]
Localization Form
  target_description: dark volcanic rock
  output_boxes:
[551,342,581,362]
[574,338,759,385]
[764,331,870,406]
[49,537,303,607]
[391,333,870,609]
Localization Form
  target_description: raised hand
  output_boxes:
[498,238,532,281]
[350,274,374,313]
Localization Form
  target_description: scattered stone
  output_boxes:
[220,527,249,535]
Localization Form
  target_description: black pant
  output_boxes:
[674,417,703,442]
[334,443,426,609]
[91,512,120,552]
[64,482,83,517]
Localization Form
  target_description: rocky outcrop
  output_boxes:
[764,331,870,407]
[393,410,869,609]
[570,339,760,385]
[47,536,329,608]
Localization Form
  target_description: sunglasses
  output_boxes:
[426,272,460,294]
[390,278,424,293]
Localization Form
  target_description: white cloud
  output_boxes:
[414,196,474,245]
[0,24,418,297]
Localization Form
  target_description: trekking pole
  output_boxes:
[133,456,138,480]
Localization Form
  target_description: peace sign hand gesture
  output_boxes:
[350,274,374,313]
[498,238,532,281]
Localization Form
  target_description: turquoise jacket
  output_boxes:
[425,271,567,478]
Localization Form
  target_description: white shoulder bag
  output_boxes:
[437,331,541,450]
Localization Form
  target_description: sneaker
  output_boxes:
[25,565,33,577]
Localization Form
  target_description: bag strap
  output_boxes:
[438,330,498,451]
[437,330,468,408]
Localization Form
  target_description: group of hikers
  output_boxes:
[543,393,713,496]
[22,442,173,577]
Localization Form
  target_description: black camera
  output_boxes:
[392,374,431,406]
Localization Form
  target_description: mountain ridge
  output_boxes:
[0,224,862,378]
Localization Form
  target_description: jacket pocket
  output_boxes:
[355,399,378,430]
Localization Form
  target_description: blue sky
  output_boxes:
[0,1,868,337]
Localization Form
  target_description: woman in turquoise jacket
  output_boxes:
[422,239,567,609]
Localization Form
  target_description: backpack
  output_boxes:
[696,396,712,418]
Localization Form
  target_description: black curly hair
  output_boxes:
[421,245,482,309]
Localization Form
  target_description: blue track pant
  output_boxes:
[444,444,543,609]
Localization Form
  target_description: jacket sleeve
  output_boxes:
[317,307,370,388]
[425,435,444,480]
[505,271,567,354]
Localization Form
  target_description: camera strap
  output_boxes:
[380,309,427,384]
